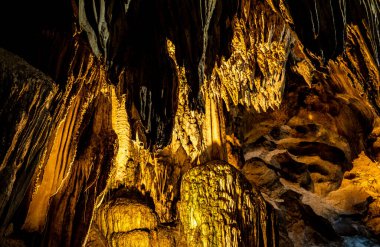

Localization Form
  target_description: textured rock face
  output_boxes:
[87,198,163,247]
[180,161,277,247]
[0,48,60,234]
[327,153,380,236]
[212,0,292,112]
[95,199,158,239]
[238,57,379,245]
[1,0,380,246]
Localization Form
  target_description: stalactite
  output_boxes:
[314,0,320,38]
[109,85,132,188]
[124,0,131,14]
[212,1,293,113]
[329,0,338,53]
[339,0,346,42]
[358,0,380,66]
[97,0,109,62]
[79,0,101,58]
[198,0,217,86]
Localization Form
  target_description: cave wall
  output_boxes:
[0,0,380,246]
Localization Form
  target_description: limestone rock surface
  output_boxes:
[180,161,277,247]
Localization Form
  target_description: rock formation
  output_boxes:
[180,161,277,247]
[0,0,380,246]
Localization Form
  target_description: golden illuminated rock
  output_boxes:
[22,50,105,234]
[326,152,380,235]
[87,197,178,247]
[211,0,292,113]
[111,231,151,247]
[94,198,158,239]
[109,86,133,188]
[180,160,277,246]
[108,228,176,247]
[166,39,204,162]
[23,95,82,232]
[0,48,60,233]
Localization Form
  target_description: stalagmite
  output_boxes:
[180,161,277,247]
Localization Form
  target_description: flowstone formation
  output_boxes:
[180,161,277,247]
[1,0,380,246]
[86,198,171,247]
